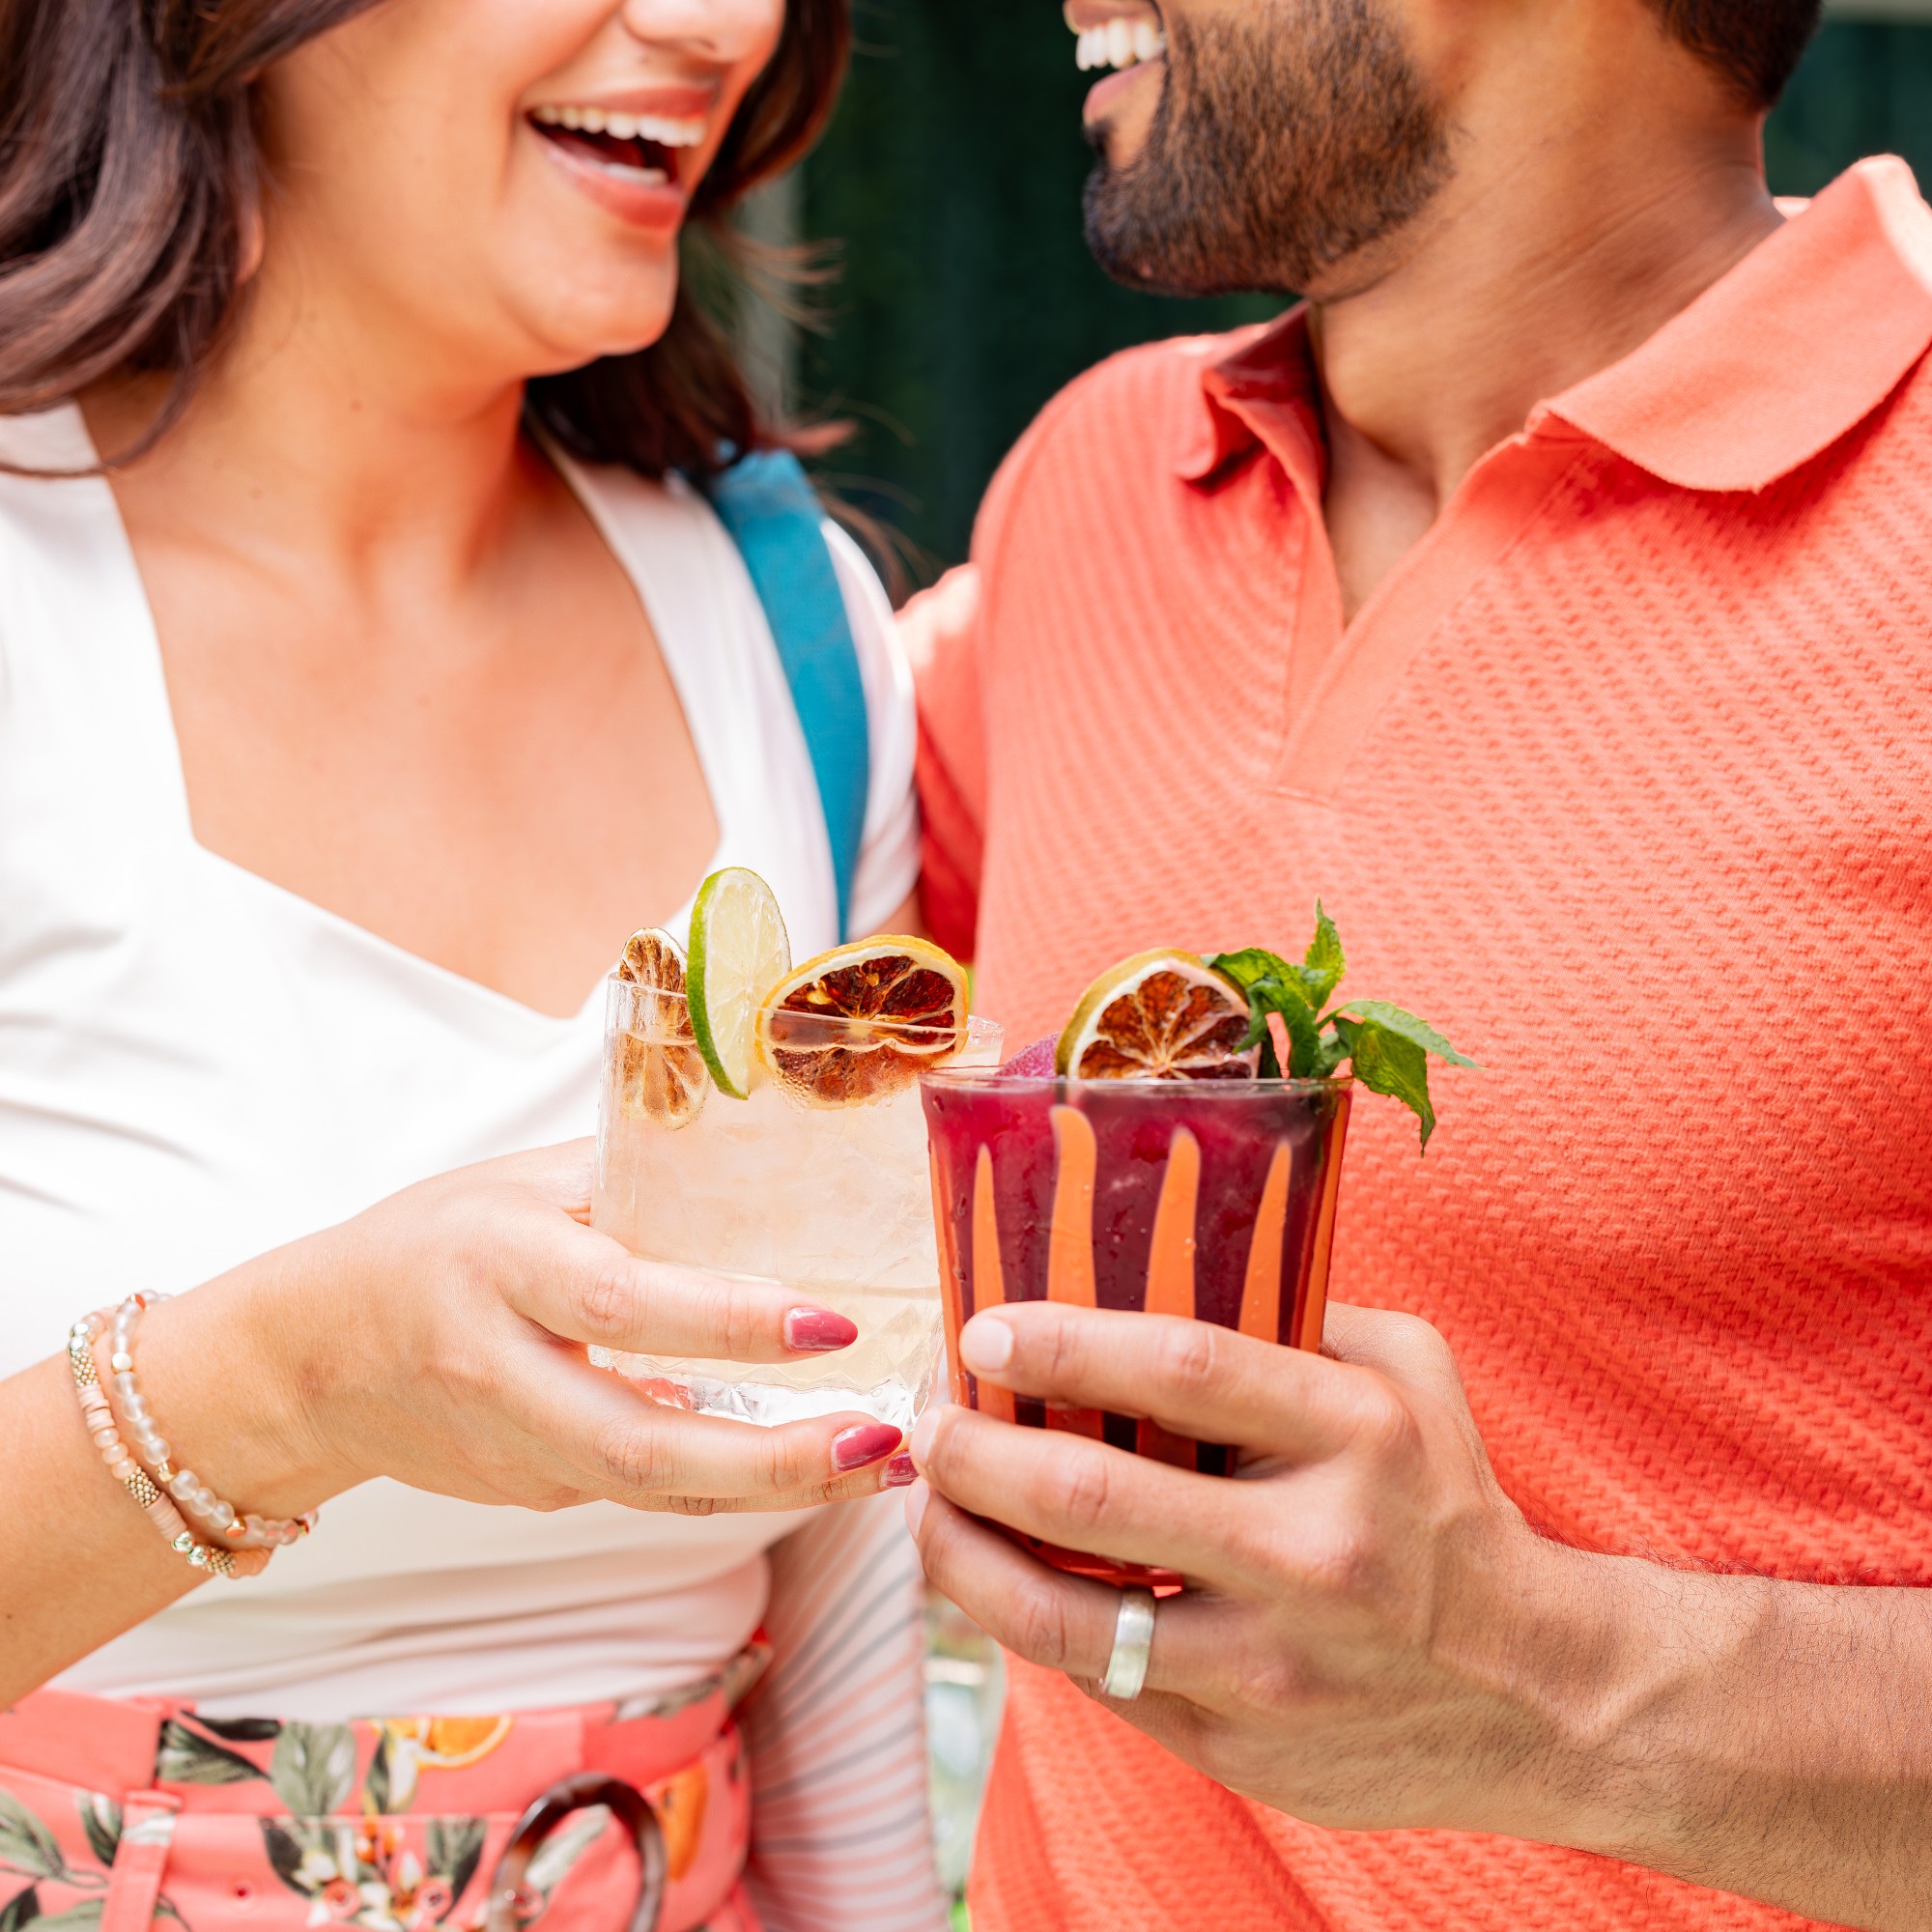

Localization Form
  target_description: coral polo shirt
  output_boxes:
[913,156,1932,1932]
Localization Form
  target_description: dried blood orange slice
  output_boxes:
[757,937,970,1105]
[612,927,708,1126]
[1056,949,1259,1080]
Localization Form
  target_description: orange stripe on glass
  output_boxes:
[971,1144,1017,1423]
[930,1143,973,1407]
[1238,1139,1292,1344]
[1295,1094,1351,1352]
[1138,1126,1199,1466]
[1046,1105,1103,1440]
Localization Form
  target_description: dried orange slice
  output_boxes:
[613,927,708,1126]
[757,937,970,1105]
[620,927,685,991]
[1056,949,1259,1080]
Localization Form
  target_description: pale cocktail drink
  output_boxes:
[592,971,1000,1429]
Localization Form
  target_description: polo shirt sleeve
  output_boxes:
[902,563,986,961]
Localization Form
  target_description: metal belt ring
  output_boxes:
[485,1771,667,1932]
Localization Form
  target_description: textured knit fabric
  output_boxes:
[910,156,1932,1932]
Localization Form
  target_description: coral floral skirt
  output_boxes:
[0,1650,766,1932]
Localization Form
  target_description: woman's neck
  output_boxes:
[83,243,536,597]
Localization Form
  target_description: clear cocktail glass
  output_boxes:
[920,1069,1352,1588]
[592,974,1003,1431]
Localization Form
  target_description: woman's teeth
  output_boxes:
[530,103,707,146]
[1074,17,1165,71]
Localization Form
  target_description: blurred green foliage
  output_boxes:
[797,10,1932,576]
[1769,18,1932,195]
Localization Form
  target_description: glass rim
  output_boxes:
[607,974,1004,1047]
[919,1066,1353,1095]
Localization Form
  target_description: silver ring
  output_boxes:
[1100,1586,1157,1700]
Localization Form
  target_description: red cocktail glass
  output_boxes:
[919,1071,1351,1589]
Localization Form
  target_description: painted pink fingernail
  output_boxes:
[831,1422,903,1473]
[784,1307,859,1353]
[882,1453,917,1489]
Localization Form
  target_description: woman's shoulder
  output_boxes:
[560,449,903,685]
[558,452,721,549]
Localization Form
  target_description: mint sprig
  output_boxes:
[1209,904,1477,1150]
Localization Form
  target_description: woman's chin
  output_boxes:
[514,299,679,376]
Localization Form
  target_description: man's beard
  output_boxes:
[1083,0,1453,297]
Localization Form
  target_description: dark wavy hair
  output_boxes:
[1650,0,1822,106]
[0,0,847,474]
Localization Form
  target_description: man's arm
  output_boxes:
[906,1301,1932,1932]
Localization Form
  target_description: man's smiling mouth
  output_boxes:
[1066,2,1167,72]
[527,103,707,187]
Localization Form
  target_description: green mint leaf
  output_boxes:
[1301,902,1346,1007]
[1337,1001,1479,1068]
[1347,1018,1437,1150]
[1239,1004,1283,1079]
[1208,950,1294,995]
[1312,1023,1353,1080]
[1213,955,1322,1078]
[1267,984,1322,1079]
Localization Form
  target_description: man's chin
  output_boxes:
[1082,183,1202,296]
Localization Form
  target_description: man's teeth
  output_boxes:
[530,104,707,146]
[1074,17,1165,71]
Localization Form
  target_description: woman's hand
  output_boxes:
[144,1140,911,1521]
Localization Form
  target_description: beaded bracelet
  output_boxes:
[104,1293,316,1550]
[68,1315,270,1580]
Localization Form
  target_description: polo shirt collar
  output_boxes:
[1175,309,1324,490]
[1176,156,1932,496]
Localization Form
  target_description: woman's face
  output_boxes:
[259,0,787,389]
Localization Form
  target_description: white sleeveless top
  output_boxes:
[0,405,920,1720]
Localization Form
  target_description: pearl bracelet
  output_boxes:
[99,1293,317,1550]
[68,1315,270,1580]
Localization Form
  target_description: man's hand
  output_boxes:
[907,1302,1932,1932]
[907,1301,1592,1834]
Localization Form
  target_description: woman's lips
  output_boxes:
[533,125,688,230]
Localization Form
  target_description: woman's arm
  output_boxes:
[0,1142,911,1707]
[739,1491,949,1932]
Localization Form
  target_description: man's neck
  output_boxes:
[1308,24,1783,623]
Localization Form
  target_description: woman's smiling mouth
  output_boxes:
[526,90,714,225]
[529,101,706,185]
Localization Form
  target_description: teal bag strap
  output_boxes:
[704,449,871,939]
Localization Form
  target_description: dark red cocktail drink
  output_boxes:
[919,1071,1351,1588]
